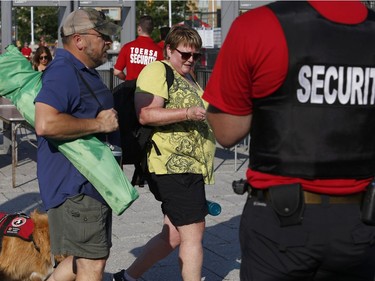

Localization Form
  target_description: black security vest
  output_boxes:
[250,2,375,179]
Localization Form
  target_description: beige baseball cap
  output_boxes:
[62,8,121,37]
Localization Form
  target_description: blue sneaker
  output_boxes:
[113,270,128,281]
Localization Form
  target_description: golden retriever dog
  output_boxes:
[0,210,53,281]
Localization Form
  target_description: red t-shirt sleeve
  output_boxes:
[114,43,129,71]
[203,6,288,116]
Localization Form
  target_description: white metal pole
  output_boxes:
[30,7,35,45]
[212,0,215,28]
[168,0,172,27]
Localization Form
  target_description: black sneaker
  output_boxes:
[113,270,128,281]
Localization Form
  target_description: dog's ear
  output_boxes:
[30,210,48,227]
[30,209,49,248]
[30,209,43,218]
[30,210,51,265]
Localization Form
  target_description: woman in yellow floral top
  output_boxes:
[113,25,215,281]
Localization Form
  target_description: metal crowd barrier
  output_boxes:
[195,67,212,89]
[97,68,122,91]
[98,68,213,91]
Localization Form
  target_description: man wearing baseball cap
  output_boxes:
[34,8,121,281]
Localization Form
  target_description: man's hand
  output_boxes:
[96,108,119,133]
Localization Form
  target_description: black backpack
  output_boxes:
[112,61,174,173]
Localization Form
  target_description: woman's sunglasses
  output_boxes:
[175,49,202,61]
[39,55,48,60]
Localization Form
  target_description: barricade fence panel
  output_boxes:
[97,69,122,91]
[98,68,212,91]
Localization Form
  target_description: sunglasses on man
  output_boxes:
[175,49,202,61]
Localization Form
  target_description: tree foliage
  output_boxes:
[15,6,59,45]
[135,1,197,41]
[12,1,197,45]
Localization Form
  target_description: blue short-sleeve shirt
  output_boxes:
[34,48,120,210]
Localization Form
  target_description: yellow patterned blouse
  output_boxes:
[136,61,215,184]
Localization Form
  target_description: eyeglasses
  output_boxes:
[79,32,112,43]
[39,55,48,60]
[175,49,202,61]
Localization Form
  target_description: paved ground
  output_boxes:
[0,131,249,281]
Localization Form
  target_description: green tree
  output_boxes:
[135,0,197,41]
[15,6,58,45]
[13,1,197,45]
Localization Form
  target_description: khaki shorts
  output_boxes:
[48,194,112,259]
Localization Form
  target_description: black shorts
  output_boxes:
[148,173,208,226]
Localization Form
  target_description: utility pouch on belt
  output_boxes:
[361,181,375,225]
[269,183,305,227]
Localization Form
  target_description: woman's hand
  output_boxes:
[186,106,206,122]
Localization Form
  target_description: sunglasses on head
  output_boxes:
[39,55,48,60]
[175,49,202,61]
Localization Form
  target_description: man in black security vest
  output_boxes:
[204,1,375,281]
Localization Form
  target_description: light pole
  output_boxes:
[212,0,215,28]
[168,0,172,27]
[30,6,34,45]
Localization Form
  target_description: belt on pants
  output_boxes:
[250,188,364,204]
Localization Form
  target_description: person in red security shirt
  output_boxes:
[203,1,375,280]
[21,42,32,60]
[114,15,163,81]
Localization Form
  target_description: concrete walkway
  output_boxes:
[0,132,249,281]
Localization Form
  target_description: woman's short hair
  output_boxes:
[164,25,202,58]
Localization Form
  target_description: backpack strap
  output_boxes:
[161,61,174,90]
[139,61,175,174]
[64,58,104,111]
[77,71,105,111]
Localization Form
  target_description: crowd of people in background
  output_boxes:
[16,37,55,71]
[13,24,169,74]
